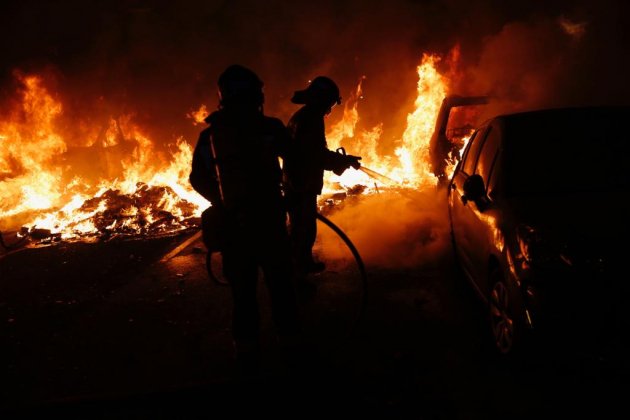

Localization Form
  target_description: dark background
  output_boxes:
[1,0,628,147]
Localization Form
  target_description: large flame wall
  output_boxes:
[1,51,456,239]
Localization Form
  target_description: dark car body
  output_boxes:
[447,106,630,356]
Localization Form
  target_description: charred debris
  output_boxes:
[2,183,199,251]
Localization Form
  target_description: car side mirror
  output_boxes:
[462,174,486,205]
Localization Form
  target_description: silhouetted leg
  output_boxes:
[222,249,260,366]
[259,238,301,337]
[259,235,312,375]
[287,192,318,273]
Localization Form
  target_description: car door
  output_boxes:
[462,124,502,294]
[449,126,488,282]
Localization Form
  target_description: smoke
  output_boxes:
[317,190,451,269]
[452,0,630,118]
[1,0,628,145]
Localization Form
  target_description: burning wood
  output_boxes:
[18,183,199,245]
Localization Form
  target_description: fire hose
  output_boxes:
[206,213,368,328]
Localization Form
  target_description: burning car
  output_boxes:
[428,95,489,186]
[448,106,630,357]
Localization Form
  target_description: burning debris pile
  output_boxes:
[0,74,208,248]
[19,183,199,244]
[81,184,197,233]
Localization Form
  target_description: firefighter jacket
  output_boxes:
[189,108,290,225]
[282,105,349,195]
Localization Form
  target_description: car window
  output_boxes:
[462,127,488,175]
[486,150,501,198]
[458,129,478,168]
[475,125,500,182]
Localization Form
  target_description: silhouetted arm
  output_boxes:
[189,129,222,205]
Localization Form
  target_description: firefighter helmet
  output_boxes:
[291,76,342,107]
[217,64,264,108]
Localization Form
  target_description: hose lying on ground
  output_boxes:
[315,212,368,327]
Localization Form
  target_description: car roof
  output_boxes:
[486,106,630,149]
[493,105,630,126]
[486,106,630,195]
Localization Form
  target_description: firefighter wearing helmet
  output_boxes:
[283,76,362,277]
[189,64,300,375]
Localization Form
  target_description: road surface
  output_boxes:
[1,225,626,418]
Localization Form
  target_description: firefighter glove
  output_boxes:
[346,154,362,170]
[332,154,362,175]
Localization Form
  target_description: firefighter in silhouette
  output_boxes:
[283,76,361,275]
[189,64,300,374]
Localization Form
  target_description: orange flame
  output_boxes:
[323,53,448,195]
[0,74,66,220]
[0,73,208,239]
[187,104,209,126]
[396,53,447,187]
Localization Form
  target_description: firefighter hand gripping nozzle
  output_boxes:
[334,147,396,185]
[332,147,361,176]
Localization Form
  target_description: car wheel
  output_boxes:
[488,269,521,355]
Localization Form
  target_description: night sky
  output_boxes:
[1,0,628,144]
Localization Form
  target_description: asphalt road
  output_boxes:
[1,227,627,419]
